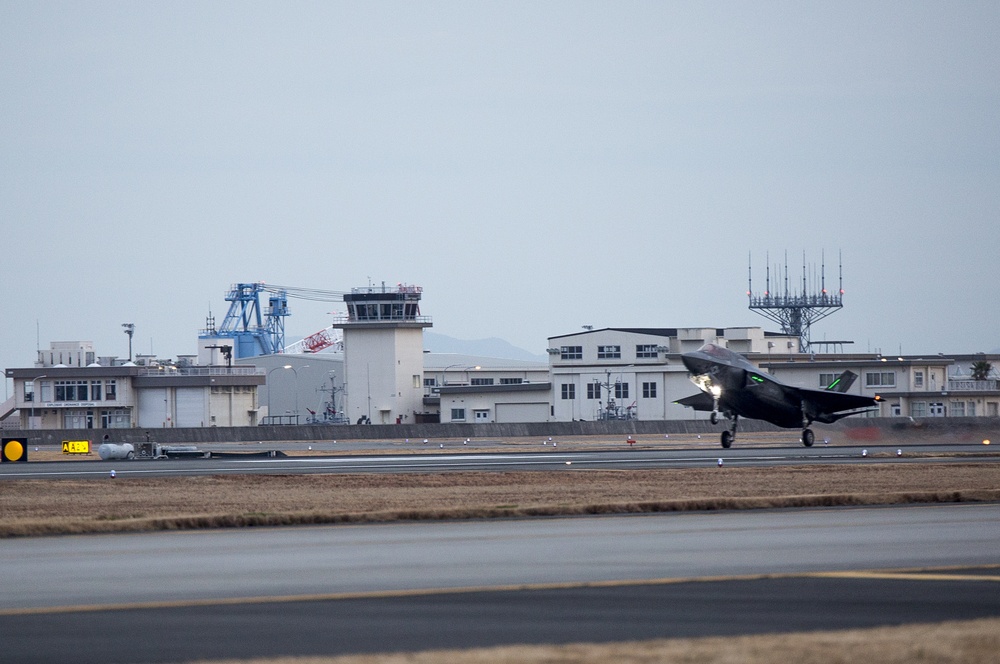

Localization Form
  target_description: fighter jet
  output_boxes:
[675,343,880,448]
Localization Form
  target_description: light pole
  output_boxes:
[122,323,135,361]
[292,366,308,422]
[266,365,293,424]
[441,364,464,387]
[30,375,46,430]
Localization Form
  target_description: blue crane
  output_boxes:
[201,282,345,359]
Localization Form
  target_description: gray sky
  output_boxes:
[2,1,998,387]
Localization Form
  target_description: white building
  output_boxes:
[546,327,801,422]
[424,353,552,423]
[4,341,264,430]
[333,284,432,425]
[766,354,1000,418]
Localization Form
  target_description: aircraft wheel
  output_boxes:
[126,451,135,460]
[802,429,815,447]
[721,430,733,449]
[710,411,718,425]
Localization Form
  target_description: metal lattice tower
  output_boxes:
[747,251,844,352]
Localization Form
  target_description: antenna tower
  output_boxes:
[747,251,844,352]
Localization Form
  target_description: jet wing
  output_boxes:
[799,387,878,418]
[674,392,716,412]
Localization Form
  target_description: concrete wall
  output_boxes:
[9,417,998,447]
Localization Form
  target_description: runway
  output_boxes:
[1,504,998,662]
[1,442,996,480]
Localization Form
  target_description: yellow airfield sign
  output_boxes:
[62,440,91,455]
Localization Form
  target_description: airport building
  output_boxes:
[3,341,265,430]
[3,286,999,430]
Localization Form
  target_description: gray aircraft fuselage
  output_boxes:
[678,343,879,447]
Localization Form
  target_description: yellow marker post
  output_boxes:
[62,440,91,455]
[2,438,29,463]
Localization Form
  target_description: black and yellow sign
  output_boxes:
[1,437,28,463]
[62,440,91,455]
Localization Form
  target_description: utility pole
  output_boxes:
[122,323,135,361]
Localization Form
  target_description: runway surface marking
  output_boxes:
[5,564,997,617]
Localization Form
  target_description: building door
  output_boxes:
[175,389,205,427]
[929,402,945,417]
[474,409,490,423]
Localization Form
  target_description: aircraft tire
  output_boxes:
[710,412,718,425]
[721,431,733,448]
[802,429,815,447]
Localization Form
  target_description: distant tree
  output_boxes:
[970,360,993,381]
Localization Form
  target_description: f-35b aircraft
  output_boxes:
[676,343,880,448]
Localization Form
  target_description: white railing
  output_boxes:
[138,366,263,377]
[946,379,999,391]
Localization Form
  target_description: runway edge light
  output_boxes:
[2,437,29,463]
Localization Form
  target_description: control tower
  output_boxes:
[748,252,844,352]
[332,283,431,424]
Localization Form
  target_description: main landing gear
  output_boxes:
[711,412,816,448]
[716,412,737,449]
[800,403,816,447]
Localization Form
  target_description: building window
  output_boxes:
[865,372,896,388]
[914,371,924,388]
[23,383,34,403]
[586,383,601,400]
[614,382,629,399]
[105,380,117,401]
[101,409,130,428]
[424,378,437,387]
[819,373,837,388]
[451,408,466,421]
[471,378,494,386]
[910,401,926,417]
[950,401,965,417]
[55,380,89,401]
[560,346,583,360]
[64,412,90,429]
[499,378,523,385]
[598,345,621,359]
[561,384,576,400]
[91,381,102,400]
[642,382,657,398]
[636,344,658,359]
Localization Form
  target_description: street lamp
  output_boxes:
[30,375,46,430]
[463,365,482,383]
[266,364,308,424]
[266,365,293,424]
[441,364,482,386]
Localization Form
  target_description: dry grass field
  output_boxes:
[2,461,997,537]
[190,618,1000,664]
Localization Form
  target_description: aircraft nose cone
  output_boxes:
[682,351,712,374]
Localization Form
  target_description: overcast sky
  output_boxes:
[2,1,998,390]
